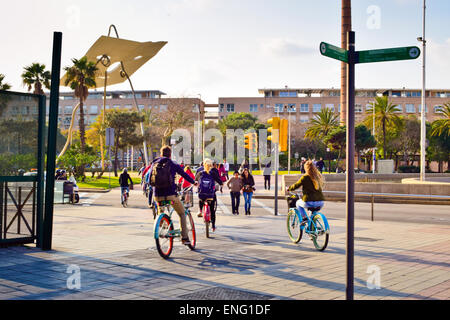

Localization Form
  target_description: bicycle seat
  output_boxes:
[206,198,214,201]
[307,207,322,213]
[158,200,173,207]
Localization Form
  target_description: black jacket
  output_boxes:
[241,174,255,193]
[119,173,133,187]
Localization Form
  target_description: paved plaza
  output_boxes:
[0,186,449,301]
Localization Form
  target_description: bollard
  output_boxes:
[371,194,374,222]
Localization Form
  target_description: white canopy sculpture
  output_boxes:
[58,25,167,168]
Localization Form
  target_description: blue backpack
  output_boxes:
[198,172,215,198]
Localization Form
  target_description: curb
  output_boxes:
[78,188,112,193]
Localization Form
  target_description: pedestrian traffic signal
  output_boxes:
[267,117,280,144]
[244,133,252,150]
[279,119,289,152]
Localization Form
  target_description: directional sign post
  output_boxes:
[319,32,421,301]
[358,46,421,64]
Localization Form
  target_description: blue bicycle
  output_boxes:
[286,192,330,251]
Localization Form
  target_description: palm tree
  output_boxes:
[63,56,98,153]
[21,63,51,95]
[364,96,401,159]
[431,103,450,137]
[305,108,340,140]
[0,74,11,90]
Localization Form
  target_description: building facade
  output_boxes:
[218,88,450,133]
[47,90,205,130]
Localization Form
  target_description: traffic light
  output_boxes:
[251,133,258,154]
[244,133,253,150]
[279,119,289,152]
[267,117,280,144]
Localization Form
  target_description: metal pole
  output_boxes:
[346,30,356,300]
[373,102,376,174]
[274,142,279,216]
[288,105,291,174]
[43,32,63,251]
[420,0,427,181]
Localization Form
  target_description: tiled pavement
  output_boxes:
[0,189,449,300]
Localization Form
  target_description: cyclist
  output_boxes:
[287,160,325,223]
[119,168,133,205]
[149,146,197,246]
[195,159,223,232]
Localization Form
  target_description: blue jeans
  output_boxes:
[243,192,253,213]
[121,187,130,202]
[296,200,324,219]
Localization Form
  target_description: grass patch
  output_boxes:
[77,176,141,190]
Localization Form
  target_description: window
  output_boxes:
[300,104,309,113]
[300,116,309,123]
[287,104,296,112]
[137,105,145,111]
[113,105,121,109]
[412,91,421,97]
[105,105,110,110]
[250,104,258,112]
[434,106,444,113]
[406,104,415,113]
[338,104,341,112]
[193,104,200,113]
[65,106,72,114]
[395,104,403,113]
[90,106,99,114]
[160,105,168,112]
[325,104,335,112]
[313,104,322,113]
[392,91,401,97]
[219,104,224,112]
[355,104,363,113]
[226,104,235,112]
[58,107,62,114]
[274,104,284,113]
[124,105,132,110]
[260,104,264,110]
[418,105,428,113]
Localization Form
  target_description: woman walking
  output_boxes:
[241,168,255,215]
[218,163,227,192]
[263,162,272,190]
[227,171,243,215]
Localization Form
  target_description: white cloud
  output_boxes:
[260,38,316,58]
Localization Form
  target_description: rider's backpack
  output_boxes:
[150,159,172,189]
[198,171,215,198]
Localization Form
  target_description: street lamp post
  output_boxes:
[327,147,331,173]
[372,102,376,174]
[418,0,427,182]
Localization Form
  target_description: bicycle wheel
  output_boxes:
[287,209,303,244]
[203,204,210,238]
[155,215,174,259]
[213,196,218,213]
[186,211,196,250]
[312,214,329,251]
[122,195,128,208]
[152,203,158,219]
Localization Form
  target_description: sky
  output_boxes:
[1,0,449,104]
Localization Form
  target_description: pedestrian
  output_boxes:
[149,146,197,246]
[300,158,306,174]
[239,159,249,175]
[196,159,223,232]
[316,157,325,174]
[241,168,255,215]
[223,159,230,180]
[218,163,227,192]
[227,171,243,215]
[263,162,272,190]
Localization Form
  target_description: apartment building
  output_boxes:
[218,88,450,133]
[47,90,205,130]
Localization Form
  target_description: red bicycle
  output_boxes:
[202,198,214,238]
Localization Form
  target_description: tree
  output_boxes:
[388,117,420,168]
[63,56,98,154]
[218,112,261,136]
[21,63,51,95]
[58,142,99,180]
[325,126,346,170]
[105,109,144,176]
[427,123,450,173]
[0,74,11,90]
[305,108,339,140]
[355,124,377,170]
[364,96,401,159]
[431,103,450,137]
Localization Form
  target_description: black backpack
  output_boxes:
[150,159,173,189]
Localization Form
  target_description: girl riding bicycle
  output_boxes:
[287,160,325,223]
[195,159,223,232]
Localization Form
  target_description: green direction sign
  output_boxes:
[320,42,348,63]
[357,46,421,64]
